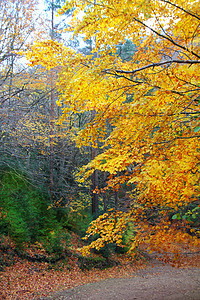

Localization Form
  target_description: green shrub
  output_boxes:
[62,209,93,236]
[41,229,71,256]
[77,254,112,271]
[0,169,71,253]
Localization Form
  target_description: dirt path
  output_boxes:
[44,259,200,300]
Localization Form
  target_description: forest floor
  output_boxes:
[0,252,146,299]
[44,259,200,300]
[0,236,200,300]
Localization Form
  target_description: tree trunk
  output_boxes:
[91,146,99,217]
[49,0,55,197]
[114,191,119,210]
[102,172,107,212]
[91,21,99,217]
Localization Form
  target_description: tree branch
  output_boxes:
[159,0,200,20]
[105,60,200,75]
[131,17,200,59]
[154,135,200,145]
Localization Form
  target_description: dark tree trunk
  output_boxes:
[91,147,99,217]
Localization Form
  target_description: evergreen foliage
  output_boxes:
[0,168,70,252]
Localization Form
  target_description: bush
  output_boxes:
[41,229,71,257]
[0,169,71,253]
[62,208,93,236]
[77,254,117,271]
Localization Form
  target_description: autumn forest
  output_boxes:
[0,0,200,298]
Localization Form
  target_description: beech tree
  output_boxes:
[26,0,200,256]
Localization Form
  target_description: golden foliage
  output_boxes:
[26,0,200,256]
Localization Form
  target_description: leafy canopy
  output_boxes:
[26,0,200,256]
